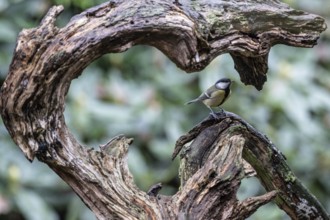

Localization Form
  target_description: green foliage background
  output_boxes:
[0,0,329,219]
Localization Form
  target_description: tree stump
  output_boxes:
[0,1,328,219]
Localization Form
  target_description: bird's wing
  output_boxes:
[202,89,227,107]
[185,89,211,104]
[204,85,218,98]
[186,85,220,104]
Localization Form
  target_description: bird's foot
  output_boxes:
[210,112,219,119]
[217,108,225,115]
[210,108,226,119]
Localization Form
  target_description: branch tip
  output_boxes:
[234,191,278,218]
[40,5,64,27]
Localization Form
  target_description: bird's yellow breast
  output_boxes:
[202,90,226,107]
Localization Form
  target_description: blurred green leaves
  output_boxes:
[0,0,330,219]
[15,190,57,220]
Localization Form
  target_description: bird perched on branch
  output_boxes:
[186,78,232,117]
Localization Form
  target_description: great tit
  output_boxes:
[186,78,232,117]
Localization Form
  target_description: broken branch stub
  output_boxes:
[0,1,327,219]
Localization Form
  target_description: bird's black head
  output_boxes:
[215,78,231,90]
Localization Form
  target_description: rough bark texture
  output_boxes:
[174,112,330,219]
[0,0,328,219]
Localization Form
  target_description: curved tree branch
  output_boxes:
[0,1,327,219]
[175,112,329,219]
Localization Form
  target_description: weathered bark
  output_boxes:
[0,0,328,219]
[174,112,330,219]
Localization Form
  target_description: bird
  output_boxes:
[186,78,232,117]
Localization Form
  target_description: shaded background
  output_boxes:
[0,0,329,219]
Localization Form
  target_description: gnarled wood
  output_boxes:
[175,112,329,219]
[0,1,328,219]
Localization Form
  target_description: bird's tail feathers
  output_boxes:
[185,98,199,105]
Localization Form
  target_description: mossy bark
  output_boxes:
[0,1,328,219]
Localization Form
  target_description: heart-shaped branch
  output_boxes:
[0,1,327,219]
